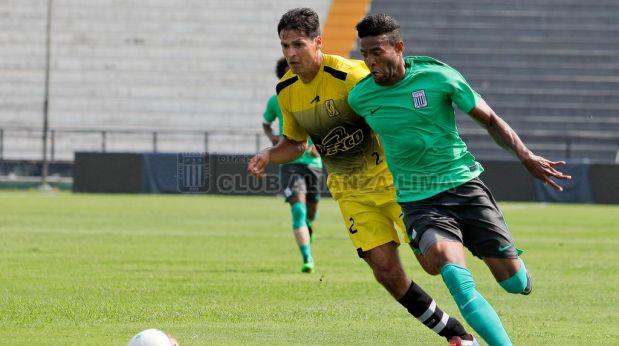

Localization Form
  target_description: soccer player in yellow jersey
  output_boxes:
[262,57,324,273]
[248,8,477,345]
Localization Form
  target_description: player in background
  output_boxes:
[262,57,323,273]
[249,8,478,345]
[348,14,572,346]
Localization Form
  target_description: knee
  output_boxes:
[415,254,441,276]
[423,265,441,276]
[413,246,447,276]
[440,263,476,303]
[499,259,529,294]
[418,260,440,276]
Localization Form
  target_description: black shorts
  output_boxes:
[279,164,323,203]
[399,178,518,259]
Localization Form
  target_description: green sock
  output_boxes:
[299,244,312,263]
[441,263,512,346]
[291,202,307,229]
[499,258,528,294]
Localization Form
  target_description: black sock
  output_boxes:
[397,281,468,340]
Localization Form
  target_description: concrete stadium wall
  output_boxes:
[1,0,332,160]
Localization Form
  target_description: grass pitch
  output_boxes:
[0,191,617,345]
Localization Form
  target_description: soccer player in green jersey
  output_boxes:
[348,14,572,346]
[262,57,323,273]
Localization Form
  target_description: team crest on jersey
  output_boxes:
[324,99,340,117]
[411,90,428,109]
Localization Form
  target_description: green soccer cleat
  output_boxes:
[301,260,315,273]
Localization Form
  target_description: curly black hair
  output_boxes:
[275,57,289,79]
[277,8,320,38]
[355,13,402,45]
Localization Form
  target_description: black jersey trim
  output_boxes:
[324,66,347,81]
[276,76,299,95]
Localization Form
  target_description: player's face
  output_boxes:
[279,29,322,77]
[360,35,404,86]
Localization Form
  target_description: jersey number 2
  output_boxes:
[348,217,358,234]
[372,152,383,165]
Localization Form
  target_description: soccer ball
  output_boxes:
[127,329,178,346]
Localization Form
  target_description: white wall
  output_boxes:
[0,0,332,159]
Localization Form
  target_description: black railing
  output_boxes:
[0,126,270,161]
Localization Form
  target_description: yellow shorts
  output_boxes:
[336,187,409,255]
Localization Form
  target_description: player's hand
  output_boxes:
[248,150,270,178]
[269,135,280,146]
[521,153,571,191]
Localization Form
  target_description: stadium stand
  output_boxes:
[1,0,617,163]
[358,0,619,162]
[0,0,332,160]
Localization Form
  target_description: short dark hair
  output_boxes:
[275,57,288,79]
[356,13,402,45]
[277,8,320,38]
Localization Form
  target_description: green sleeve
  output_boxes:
[262,95,278,124]
[347,85,363,118]
[444,67,480,113]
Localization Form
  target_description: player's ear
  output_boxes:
[394,40,404,54]
[315,35,322,49]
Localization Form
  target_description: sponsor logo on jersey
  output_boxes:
[412,90,428,109]
[315,126,364,156]
[324,99,340,117]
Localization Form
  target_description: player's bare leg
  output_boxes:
[363,242,476,344]
[414,251,441,276]
[422,241,512,346]
[363,241,410,297]
[306,199,319,243]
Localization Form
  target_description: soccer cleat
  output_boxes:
[521,271,533,295]
[301,260,315,273]
[449,335,479,346]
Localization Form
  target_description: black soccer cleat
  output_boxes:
[521,271,533,295]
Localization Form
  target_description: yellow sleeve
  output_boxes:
[278,95,308,142]
[345,60,370,92]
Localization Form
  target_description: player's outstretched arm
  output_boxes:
[247,137,307,177]
[262,123,280,145]
[468,98,572,191]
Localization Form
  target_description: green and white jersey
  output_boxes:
[348,56,483,202]
[263,94,323,169]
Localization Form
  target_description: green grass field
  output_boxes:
[0,191,617,345]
